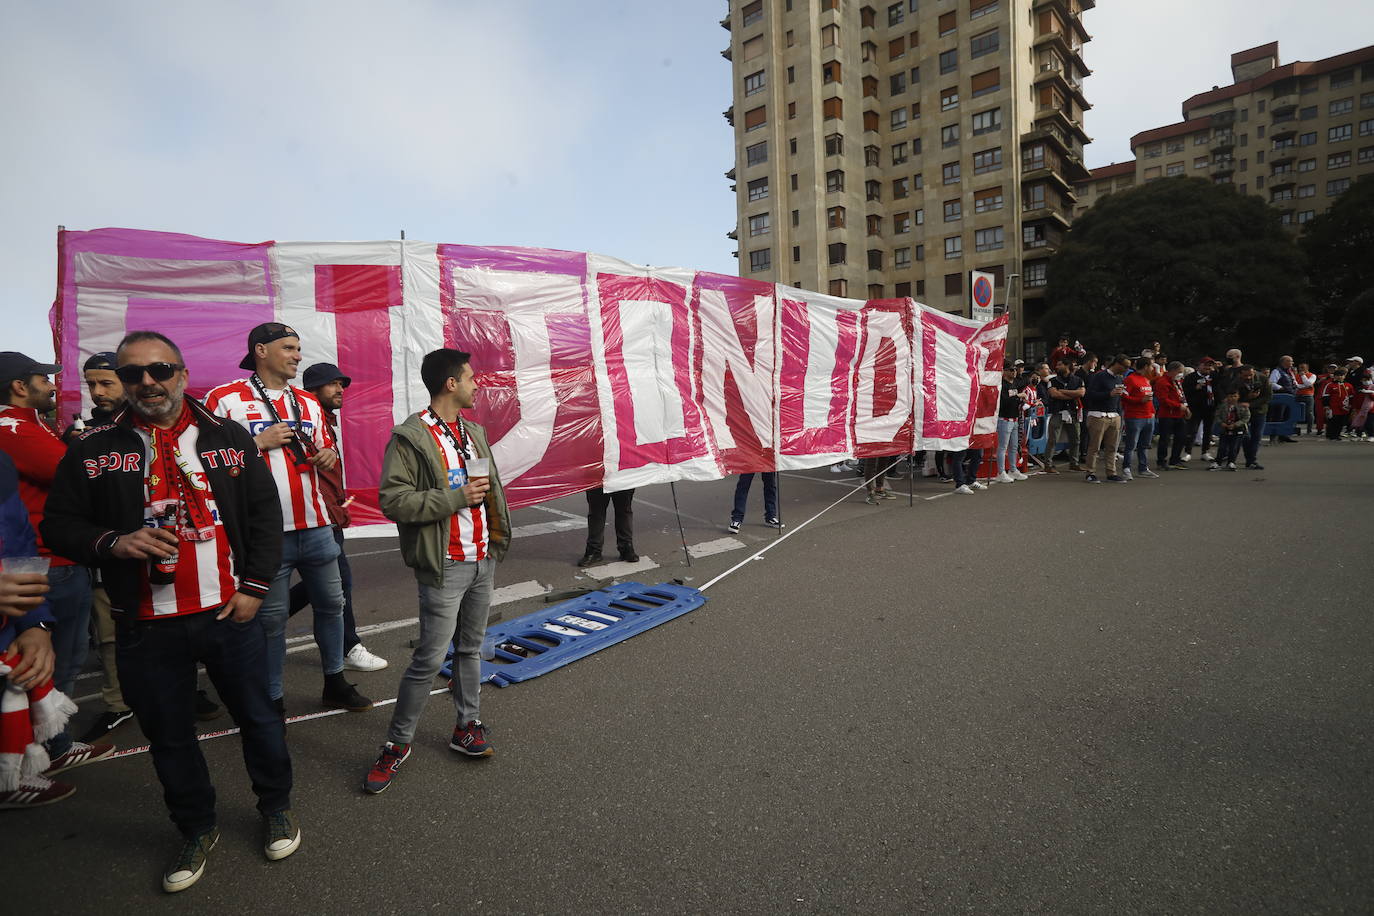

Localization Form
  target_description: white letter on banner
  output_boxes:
[934,324,973,422]
[697,289,774,451]
[619,299,686,446]
[804,312,843,429]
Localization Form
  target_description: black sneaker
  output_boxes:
[1084,473,1100,484]
[263,809,301,861]
[195,690,222,722]
[322,681,373,712]
[764,517,785,528]
[727,519,741,533]
[163,828,219,893]
[80,709,134,743]
[1245,463,1264,470]
[619,550,639,563]
[576,551,602,568]
[1105,475,1127,483]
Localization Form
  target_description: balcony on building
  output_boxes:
[725,167,736,181]
[1022,226,1065,257]
[1210,130,1235,152]
[726,230,738,240]
[1270,123,1297,142]
[721,47,732,61]
[1210,158,1235,177]
[720,15,731,30]
[1270,96,1297,118]
[1210,109,1237,127]
[723,106,734,126]
[1269,147,1297,166]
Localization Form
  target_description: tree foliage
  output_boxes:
[1041,177,1309,363]
[1300,174,1374,356]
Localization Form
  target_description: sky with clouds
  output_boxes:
[4,0,1368,364]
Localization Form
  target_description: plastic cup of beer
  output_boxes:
[467,458,490,481]
[1,556,51,576]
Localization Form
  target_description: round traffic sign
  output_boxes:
[972,275,993,308]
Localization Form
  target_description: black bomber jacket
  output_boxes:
[40,396,282,618]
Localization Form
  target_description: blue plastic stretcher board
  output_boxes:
[440,581,707,687]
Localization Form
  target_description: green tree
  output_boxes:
[1300,174,1374,358]
[1041,177,1309,363]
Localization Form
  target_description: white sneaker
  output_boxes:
[970,481,987,490]
[1011,470,1028,481]
[954,484,974,494]
[1181,453,1192,462]
[994,472,1015,484]
[1138,468,1159,479]
[1201,452,1215,461]
[1120,467,1133,480]
[343,644,388,672]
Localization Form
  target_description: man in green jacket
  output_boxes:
[363,348,512,794]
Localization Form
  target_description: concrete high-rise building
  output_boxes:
[722,0,1093,356]
[1075,42,1374,226]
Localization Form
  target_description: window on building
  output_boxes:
[974,227,1004,252]
[892,141,909,164]
[970,0,998,19]
[865,144,881,166]
[826,169,845,192]
[864,110,881,131]
[1363,92,1374,109]
[943,199,962,221]
[911,102,922,121]
[791,173,799,190]
[1331,69,1355,89]
[1360,118,1374,136]
[909,66,920,85]
[1360,146,1374,164]
[869,247,884,269]
[1256,149,1265,162]
[828,243,847,265]
[743,36,764,61]
[828,206,847,228]
[749,248,771,272]
[1023,143,1045,170]
[894,211,913,233]
[792,245,800,262]
[1329,124,1353,143]
[861,6,876,28]
[1297,184,1316,198]
[1166,140,1184,154]
[938,11,957,36]
[863,75,879,98]
[1299,131,1317,146]
[940,87,959,111]
[822,23,840,46]
[1328,152,1352,169]
[942,161,961,184]
[790,138,797,154]
[973,147,1002,174]
[1143,144,1162,159]
[893,177,910,198]
[749,213,770,236]
[1143,165,1162,181]
[1299,105,1318,121]
[785,29,795,47]
[1298,157,1316,172]
[1024,262,1047,288]
[890,72,907,96]
[894,247,912,269]
[746,142,768,167]
[944,236,963,259]
[970,29,998,59]
[825,133,844,156]
[788,101,796,119]
[829,278,848,297]
[744,71,765,96]
[1331,97,1354,116]
[861,40,877,61]
[974,186,1003,213]
[945,273,962,296]
[1327,178,1352,196]
[742,1,763,27]
[1166,162,1184,177]
[868,283,885,299]
[939,49,958,74]
[1025,183,1046,210]
[823,61,842,83]
[866,214,882,235]
[891,107,909,130]
[971,68,1001,98]
[866,179,882,201]
[941,124,960,147]
[913,208,924,225]
[972,107,1002,136]
[747,177,769,201]
[823,97,843,120]
[787,65,795,84]
[915,244,924,262]
[1297,210,1315,224]
[744,106,766,131]
[913,173,924,189]
[890,37,906,60]
[1271,188,1293,202]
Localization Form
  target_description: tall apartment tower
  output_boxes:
[723,0,1092,356]
[1075,43,1374,229]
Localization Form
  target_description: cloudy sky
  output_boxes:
[4,0,1367,363]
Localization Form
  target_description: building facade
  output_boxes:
[1074,42,1374,226]
[723,0,1093,355]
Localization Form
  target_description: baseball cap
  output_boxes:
[0,351,60,384]
[239,323,300,371]
[301,362,351,390]
[1347,356,1364,363]
[83,351,118,371]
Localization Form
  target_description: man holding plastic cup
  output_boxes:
[363,348,511,794]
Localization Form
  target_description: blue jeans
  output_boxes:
[117,610,292,837]
[1122,417,1156,471]
[46,565,92,696]
[731,472,779,523]
[1243,413,1265,465]
[995,418,1018,474]
[953,448,982,486]
[258,526,345,700]
[288,526,360,652]
[387,557,495,744]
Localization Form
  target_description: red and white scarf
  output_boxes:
[0,659,76,791]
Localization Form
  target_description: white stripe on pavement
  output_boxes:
[688,537,747,558]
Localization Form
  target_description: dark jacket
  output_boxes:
[1182,371,1216,413]
[0,452,54,653]
[40,396,283,620]
[1237,373,1273,417]
[1083,368,1124,413]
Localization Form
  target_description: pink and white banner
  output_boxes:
[51,228,1007,523]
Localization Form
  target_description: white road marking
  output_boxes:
[580,556,660,579]
[510,518,584,538]
[688,537,747,558]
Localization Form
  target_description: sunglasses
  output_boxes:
[115,362,184,385]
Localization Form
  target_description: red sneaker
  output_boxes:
[0,774,76,809]
[363,743,410,794]
[44,740,115,775]
[450,720,494,757]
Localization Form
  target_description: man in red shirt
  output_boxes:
[43,331,297,892]
[1153,361,1191,470]
[1121,357,1159,479]
[1325,369,1355,440]
[0,351,107,773]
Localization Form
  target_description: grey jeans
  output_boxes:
[387,557,495,745]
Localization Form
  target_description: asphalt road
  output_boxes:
[10,438,1373,914]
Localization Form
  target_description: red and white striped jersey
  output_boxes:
[131,419,237,619]
[420,410,488,562]
[203,379,334,532]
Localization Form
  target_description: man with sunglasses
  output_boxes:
[204,324,372,715]
[42,332,297,891]
[0,351,110,774]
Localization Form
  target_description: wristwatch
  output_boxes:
[34,621,53,632]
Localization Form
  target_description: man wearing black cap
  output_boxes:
[0,351,110,772]
[62,352,124,440]
[203,325,372,714]
[287,362,386,672]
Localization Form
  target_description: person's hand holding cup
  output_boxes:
[0,556,51,619]
[461,457,491,508]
